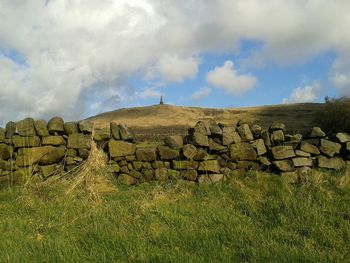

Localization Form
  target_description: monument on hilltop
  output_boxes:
[160,96,164,105]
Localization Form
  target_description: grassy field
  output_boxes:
[0,168,350,262]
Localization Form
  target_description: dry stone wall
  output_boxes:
[1,117,350,185]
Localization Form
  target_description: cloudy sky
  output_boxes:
[0,0,350,123]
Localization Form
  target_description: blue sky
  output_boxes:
[0,0,349,123]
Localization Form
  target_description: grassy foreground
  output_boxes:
[0,169,350,262]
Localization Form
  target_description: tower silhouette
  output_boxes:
[160,96,164,105]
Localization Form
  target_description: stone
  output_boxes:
[208,120,222,135]
[142,162,152,169]
[110,122,121,140]
[42,136,66,146]
[295,150,311,157]
[172,160,198,170]
[16,146,65,167]
[183,144,197,159]
[67,134,91,149]
[271,130,285,145]
[64,122,79,134]
[132,161,143,170]
[222,127,241,145]
[194,148,207,161]
[182,170,198,181]
[158,146,179,160]
[34,120,49,137]
[93,127,111,141]
[285,134,302,144]
[48,117,64,133]
[251,124,262,137]
[12,136,41,148]
[109,140,136,158]
[0,144,12,160]
[118,124,134,142]
[310,127,326,138]
[261,131,272,148]
[40,164,62,178]
[191,131,209,147]
[65,156,76,165]
[269,122,286,132]
[6,122,16,139]
[118,174,138,185]
[16,118,36,137]
[140,169,154,182]
[304,139,320,146]
[194,121,211,135]
[271,146,295,160]
[347,142,350,151]
[110,163,120,173]
[154,168,168,181]
[230,142,257,161]
[258,156,271,167]
[319,139,341,158]
[336,132,350,143]
[300,142,320,155]
[237,124,254,141]
[198,160,220,173]
[128,163,133,171]
[292,157,313,167]
[198,174,224,184]
[317,156,345,170]
[164,136,183,149]
[273,160,294,172]
[74,156,83,162]
[120,166,129,174]
[126,155,136,162]
[152,161,165,169]
[136,148,157,161]
[129,170,142,179]
[79,121,93,133]
[237,161,260,171]
[208,139,226,152]
[251,139,267,156]
[78,148,90,159]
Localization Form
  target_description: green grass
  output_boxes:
[0,170,350,262]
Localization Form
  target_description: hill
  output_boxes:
[87,103,322,140]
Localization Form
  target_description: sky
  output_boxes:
[0,0,350,124]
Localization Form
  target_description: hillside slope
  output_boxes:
[87,103,322,139]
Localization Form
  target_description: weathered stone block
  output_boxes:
[79,121,93,134]
[48,117,64,133]
[67,134,91,149]
[261,131,272,148]
[237,124,254,141]
[42,136,66,146]
[12,136,41,148]
[191,131,209,147]
[317,156,345,170]
[251,139,267,156]
[140,169,154,182]
[319,139,341,158]
[40,164,63,178]
[208,120,222,135]
[271,130,285,145]
[336,132,350,143]
[118,174,138,185]
[182,170,198,181]
[194,148,207,161]
[0,144,12,160]
[271,146,295,160]
[0,128,5,142]
[172,160,198,170]
[310,127,325,138]
[16,146,65,167]
[208,139,226,152]
[269,122,286,132]
[78,148,90,159]
[136,148,157,161]
[183,144,197,159]
[258,156,271,167]
[198,174,224,184]
[118,124,134,142]
[251,124,262,137]
[109,140,136,158]
[194,121,211,135]
[34,120,49,137]
[273,160,294,172]
[300,142,320,155]
[198,160,220,173]
[164,136,183,149]
[222,127,241,145]
[292,157,313,167]
[295,150,311,157]
[110,122,121,140]
[158,146,179,160]
[64,122,79,134]
[230,142,257,161]
[155,168,168,181]
[93,127,111,141]
[237,161,260,171]
[16,118,36,137]
[6,122,16,139]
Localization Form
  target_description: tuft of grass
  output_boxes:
[0,169,350,262]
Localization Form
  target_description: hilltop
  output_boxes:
[87,103,322,140]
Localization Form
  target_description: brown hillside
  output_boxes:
[87,103,322,140]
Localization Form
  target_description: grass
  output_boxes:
[0,169,350,262]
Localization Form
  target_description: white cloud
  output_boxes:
[283,82,322,104]
[329,58,350,97]
[156,54,199,83]
[191,87,211,100]
[1,0,350,122]
[136,88,162,99]
[206,61,256,95]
